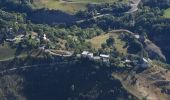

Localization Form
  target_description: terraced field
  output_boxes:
[33,0,127,13]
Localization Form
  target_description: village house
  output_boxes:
[100,54,110,62]
[81,51,89,57]
[87,53,94,59]
[134,35,140,39]
[81,51,94,59]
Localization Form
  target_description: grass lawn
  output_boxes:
[164,8,170,18]
[0,44,36,61]
[89,32,127,54]
[111,33,127,54]
[33,0,126,13]
[0,45,16,60]
[89,33,110,49]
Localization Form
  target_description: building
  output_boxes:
[100,54,110,58]
[87,53,94,59]
[81,51,94,59]
[100,54,110,62]
[81,51,89,57]
[43,34,47,40]
[134,35,140,39]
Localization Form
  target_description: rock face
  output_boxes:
[152,35,170,64]
[0,61,138,100]
[113,65,170,100]
[144,39,166,61]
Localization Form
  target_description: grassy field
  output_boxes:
[164,8,170,18]
[89,33,110,49]
[0,45,16,60]
[0,44,41,61]
[33,0,125,13]
[111,33,127,54]
[89,32,127,54]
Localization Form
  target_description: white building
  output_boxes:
[81,51,94,59]
[43,34,47,40]
[100,54,110,62]
[134,35,140,39]
[87,53,94,59]
[100,54,110,59]
[81,51,89,57]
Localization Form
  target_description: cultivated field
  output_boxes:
[33,0,126,13]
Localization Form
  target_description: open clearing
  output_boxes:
[89,32,127,54]
[0,44,41,61]
[0,45,16,60]
[33,0,126,13]
[164,8,170,18]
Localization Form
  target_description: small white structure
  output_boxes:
[87,53,94,59]
[100,54,110,62]
[81,51,94,59]
[125,59,131,63]
[6,39,15,42]
[81,51,89,57]
[43,34,47,40]
[9,28,13,30]
[100,54,110,58]
[134,35,140,39]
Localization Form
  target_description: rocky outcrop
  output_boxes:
[144,39,166,62]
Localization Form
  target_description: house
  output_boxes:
[134,35,140,39]
[6,38,15,42]
[43,34,47,40]
[81,51,94,59]
[100,54,110,62]
[87,53,94,59]
[100,54,110,58]
[81,51,89,57]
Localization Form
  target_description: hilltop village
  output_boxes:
[0,0,170,100]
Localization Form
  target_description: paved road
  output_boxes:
[77,0,141,23]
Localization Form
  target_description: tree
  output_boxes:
[106,37,115,47]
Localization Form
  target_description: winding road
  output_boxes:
[76,0,141,23]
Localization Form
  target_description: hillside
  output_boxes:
[113,61,170,100]
[32,0,128,13]
[0,0,170,100]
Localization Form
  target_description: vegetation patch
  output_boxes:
[89,32,127,54]
[33,0,126,13]
[164,8,170,18]
[89,33,109,49]
[0,45,16,60]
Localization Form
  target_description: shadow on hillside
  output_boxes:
[21,61,136,100]
[27,9,80,25]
